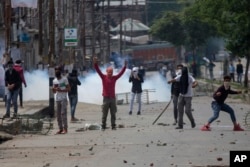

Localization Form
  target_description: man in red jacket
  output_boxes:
[13,60,27,108]
[93,56,127,130]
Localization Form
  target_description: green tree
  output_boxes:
[189,0,250,87]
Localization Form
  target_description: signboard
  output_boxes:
[64,28,77,46]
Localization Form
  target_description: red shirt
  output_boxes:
[13,64,27,87]
[94,63,126,98]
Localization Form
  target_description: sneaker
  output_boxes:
[201,125,211,131]
[191,122,196,128]
[101,125,106,131]
[137,111,141,115]
[71,117,79,122]
[233,124,244,131]
[129,111,132,115]
[175,126,183,129]
[112,127,117,130]
[12,113,18,118]
[3,114,10,119]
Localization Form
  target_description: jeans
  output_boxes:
[172,95,179,121]
[208,101,236,124]
[237,73,243,83]
[6,88,20,115]
[129,92,142,112]
[69,95,78,118]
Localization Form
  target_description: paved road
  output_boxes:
[0,95,249,167]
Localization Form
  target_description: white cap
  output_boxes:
[132,67,138,72]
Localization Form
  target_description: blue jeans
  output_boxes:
[68,95,78,118]
[208,101,236,124]
[6,88,20,115]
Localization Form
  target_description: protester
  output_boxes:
[129,67,144,115]
[13,60,27,108]
[1,52,8,69]
[170,64,183,125]
[208,60,215,80]
[201,75,244,131]
[236,59,243,83]
[168,66,198,129]
[3,60,22,118]
[67,69,81,122]
[229,62,235,82]
[52,66,71,134]
[138,65,145,79]
[93,56,127,130]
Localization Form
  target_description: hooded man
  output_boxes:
[13,59,27,107]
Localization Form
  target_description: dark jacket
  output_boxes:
[236,63,243,74]
[5,68,22,91]
[67,74,81,96]
[171,81,180,96]
[129,73,144,93]
[213,85,238,104]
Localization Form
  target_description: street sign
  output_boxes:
[64,28,77,46]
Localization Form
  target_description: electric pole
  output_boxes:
[48,0,55,117]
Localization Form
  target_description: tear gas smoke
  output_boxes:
[23,69,171,105]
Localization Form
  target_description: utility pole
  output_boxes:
[38,0,43,58]
[48,0,55,117]
[4,0,11,52]
[119,0,123,55]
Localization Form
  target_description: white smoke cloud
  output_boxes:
[23,69,171,105]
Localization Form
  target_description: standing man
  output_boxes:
[201,75,244,131]
[93,56,127,130]
[67,69,81,122]
[170,64,183,125]
[229,62,235,82]
[129,67,144,115]
[3,60,22,118]
[52,66,71,134]
[236,59,243,83]
[168,66,198,129]
[13,60,27,108]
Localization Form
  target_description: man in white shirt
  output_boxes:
[168,66,198,129]
[52,66,71,134]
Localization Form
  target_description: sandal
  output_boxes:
[55,130,63,134]
[61,129,67,134]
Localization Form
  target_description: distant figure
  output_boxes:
[53,66,71,134]
[208,60,215,80]
[67,69,81,122]
[13,60,27,108]
[129,67,144,115]
[168,66,198,129]
[3,60,22,118]
[236,59,243,83]
[1,52,8,69]
[191,61,197,78]
[170,64,183,125]
[201,75,244,131]
[138,65,145,79]
[161,65,167,78]
[93,56,127,130]
[228,62,235,82]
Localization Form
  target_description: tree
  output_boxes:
[189,0,250,87]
